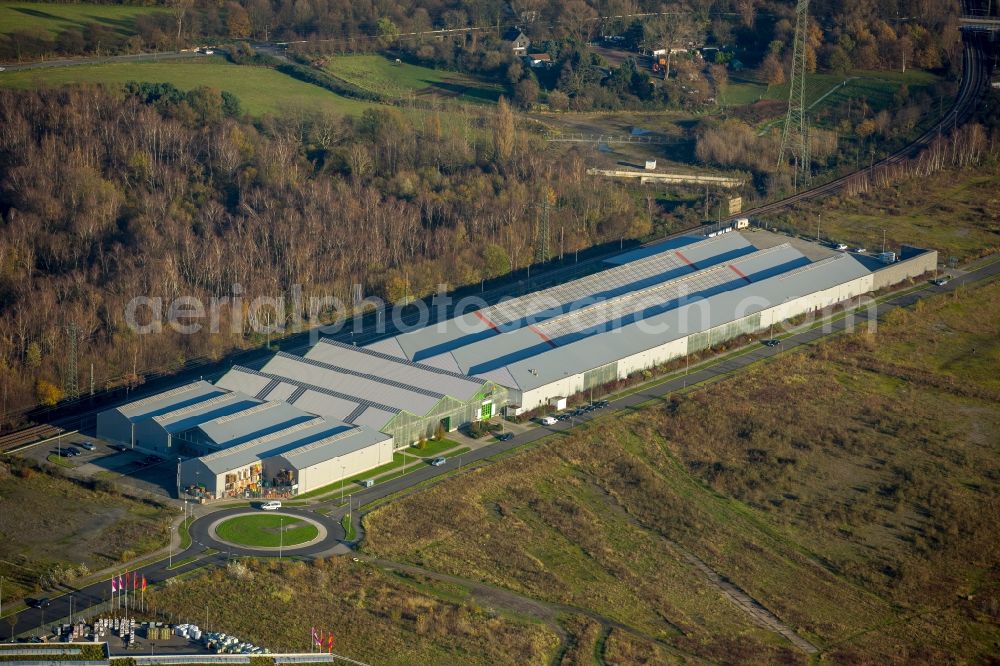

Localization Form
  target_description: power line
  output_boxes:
[777,0,811,189]
[65,322,79,400]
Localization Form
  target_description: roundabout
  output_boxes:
[190,507,345,556]
[214,513,319,548]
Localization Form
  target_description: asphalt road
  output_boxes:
[0,50,202,71]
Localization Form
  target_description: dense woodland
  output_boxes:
[0,86,649,421]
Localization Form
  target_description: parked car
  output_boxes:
[78,441,96,451]
[540,416,558,425]
[64,447,80,457]
[260,501,282,511]
[556,413,571,421]
[359,479,375,488]
[143,454,160,464]
[429,457,447,466]
[110,444,127,453]
[596,400,610,408]
[854,247,867,254]
[932,276,950,286]
[762,339,780,347]
[496,432,513,441]
[27,597,51,609]
[834,243,848,251]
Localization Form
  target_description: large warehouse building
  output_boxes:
[98,228,937,498]
[368,231,937,414]
[98,381,393,499]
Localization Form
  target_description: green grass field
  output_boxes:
[718,75,768,106]
[324,55,504,105]
[0,57,378,116]
[408,437,459,457]
[763,69,941,113]
[214,514,318,547]
[0,1,165,37]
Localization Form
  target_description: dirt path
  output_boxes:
[360,555,707,664]
[591,483,820,655]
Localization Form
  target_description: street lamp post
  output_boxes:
[279,516,283,559]
[340,465,345,502]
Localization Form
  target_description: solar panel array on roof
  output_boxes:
[535,244,808,341]
[501,252,872,391]
[479,232,755,327]
[389,233,755,363]
[414,244,809,378]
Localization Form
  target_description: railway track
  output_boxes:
[0,423,65,453]
[732,39,991,223]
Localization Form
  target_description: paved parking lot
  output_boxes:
[17,435,179,500]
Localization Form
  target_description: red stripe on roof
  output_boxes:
[528,325,558,348]
[473,310,500,332]
[728,264,752,283]
[675,251,699,271]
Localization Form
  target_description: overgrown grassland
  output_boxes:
[766,167,1000,262]
[150,558,559,666]
[365,281,1000,663]
[0,460,175,601]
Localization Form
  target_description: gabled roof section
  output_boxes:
[150,392,260,434]
[115,381,227,422]
[308,338,486,400]
[196,417,354,474]
[190,401,319,449]
[259,353,442,415]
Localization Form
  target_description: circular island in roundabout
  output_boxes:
[195,507,343,556]
[214,513,319,548]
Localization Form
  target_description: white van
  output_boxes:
[540,416,558,425]
[260,501,282,511]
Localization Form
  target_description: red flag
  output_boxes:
[133,572,138,590]
[142,575,147,591]
[117,574,124,590]
[111,577,118,593]
[326,633,334,652]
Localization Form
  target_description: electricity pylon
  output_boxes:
[534,187,556,264]
[65,322,79,400]
[777,0,810,188]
